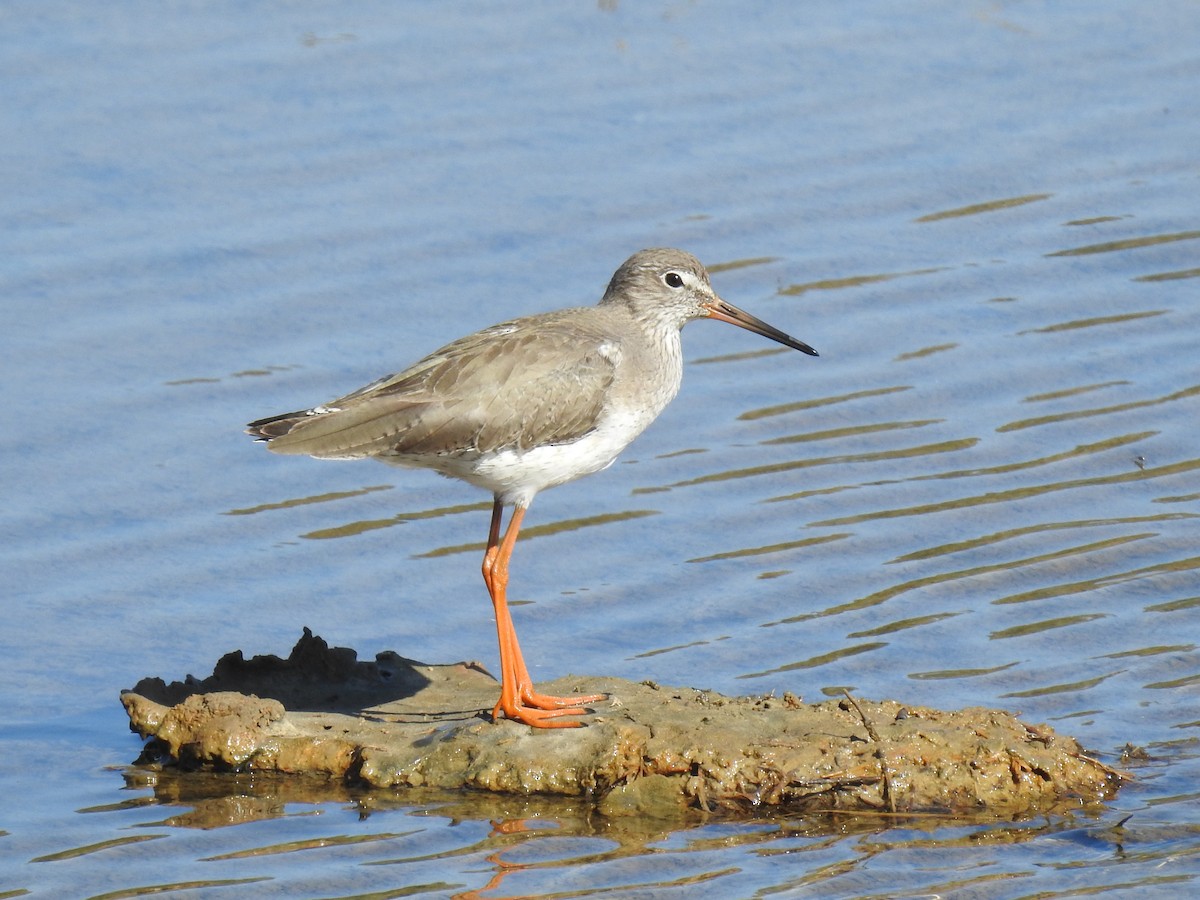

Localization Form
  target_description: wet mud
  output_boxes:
[122,630,1125,819]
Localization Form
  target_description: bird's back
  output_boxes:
[247,307,638,465]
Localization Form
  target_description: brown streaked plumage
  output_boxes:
[248,248,817,727]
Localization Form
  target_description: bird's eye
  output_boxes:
[663,272,685,288]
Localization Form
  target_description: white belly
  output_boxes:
[381,392,665,507]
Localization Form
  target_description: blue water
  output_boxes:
[3,2,1198,896]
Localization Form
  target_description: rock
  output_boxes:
[121,630,1126,819]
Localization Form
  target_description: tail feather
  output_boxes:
[246,409,313,441]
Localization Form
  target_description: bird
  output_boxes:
[247,248,818,728]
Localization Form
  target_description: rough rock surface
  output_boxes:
[122,630,1125,819]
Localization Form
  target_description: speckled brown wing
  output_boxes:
[248,310,618,460]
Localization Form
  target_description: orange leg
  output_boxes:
[481,498,605,727]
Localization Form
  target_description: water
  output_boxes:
[3,1,1198,896]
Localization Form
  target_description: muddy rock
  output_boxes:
[122,630,1125,819]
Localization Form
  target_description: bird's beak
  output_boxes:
[703,295,819,357]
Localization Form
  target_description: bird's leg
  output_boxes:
[481,499,602,727]
[482,498,531,710]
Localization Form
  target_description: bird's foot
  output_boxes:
[492,697,588,728]
[521,687,607,710]
[491,687,607,728]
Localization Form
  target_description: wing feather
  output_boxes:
[248,311,618,460]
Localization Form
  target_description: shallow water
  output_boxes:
[3,1,1199,897]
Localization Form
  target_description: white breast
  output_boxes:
[464,397,663,507]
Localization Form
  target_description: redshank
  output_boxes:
[247,248,817,727]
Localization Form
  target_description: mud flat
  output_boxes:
[122,630,1125,819]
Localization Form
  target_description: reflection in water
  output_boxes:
[998,384,1200,432]
[686,532,849,564]
[914,192,1053,222]
[1002,671,1122,699]
[778,267,947,296]
[29,833,166,863]
[765,533,1159,626]
[300,500,492,540]
[660,438,978,491]
[707,256,779,274]
[895,342,958,361]
[739,641,889,679]
[1024,380,1130,402]
[848,610,963,637]
[225,484,395,516]
[989,612,1108,639]
[909,661,1020,680]
[76,767,1122,899]
[890,512,1195,563]
[1019,309,1167,334]
[809,456,1200,525]
[992,549,1200,605]
[762,418,943,445]
[1135,266,1200,283]
[418,509,660,558]
[738,384,913,421]
[229,488,661,552]
[902,431,1149,480]
[1046,228,1200,257]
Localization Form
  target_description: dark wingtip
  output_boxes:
[245,409,309,441]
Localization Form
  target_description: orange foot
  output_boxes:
[492,686,608,728]
[521,686,608,710]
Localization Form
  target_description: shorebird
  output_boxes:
[247,248,817,727]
